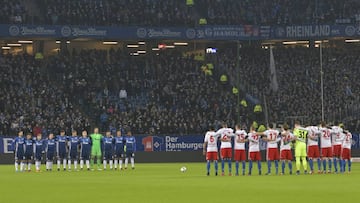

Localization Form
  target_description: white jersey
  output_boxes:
[264,129,279,148]
[280,132,294,151]
[319,127,332,148]
[341,132,352,149]
[204,131,219,152]
[248,132,260,152]
[331,126,344,146]
[307,126,321,146]
[234,130,247,150]
[216,128,234,149]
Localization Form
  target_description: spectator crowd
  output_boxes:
[1,0,359,26]
[1,44,359,136]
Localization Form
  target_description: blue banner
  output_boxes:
[1,24,358,40]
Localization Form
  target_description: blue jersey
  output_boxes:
[46,138,56,153]
[56,135,68,153]
[24,138,34,155]
[35,139,45,154]
[34,139,45,160]
[79,137,91,160]
[125,136,136,152]
[114,136,125,152]
[68,136,80,152]
[13,136,26,154]
[103,137,114,152]
[79,137,91,152]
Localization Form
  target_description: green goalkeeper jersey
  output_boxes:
[293,128,308,147]
[90,133,103,156]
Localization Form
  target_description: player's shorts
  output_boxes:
[332,145,342,157]
[125,150,135,158]
[57,150,67,159]
[220,148,232,159]
[206,151,218,161]
[114,149,124,158]
[103,151,113,160]
[295,143,307,157]
[234,149,246,161]
[35,152,43,161]
[46,151,55,161]
[80,150,90,160]
[321,147,332,158]
[280,149,293,160]
[307,145,320,158]
[248,151,261,161]
[341,148,351,160]
[24,152,33,160]
[68,150,78,160]
[266,148,280,161]
[15,150,25,161]
[91,147,102,157]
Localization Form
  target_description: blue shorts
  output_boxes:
[114,149,124,158]
[24,152,33,160]
[125,150,135,158]
[15,150,25,160]
[103,151,113,160]
[80,150,90,160]
[35,152,43,161]
[57,150,67,159]
[47,151,55,161]
[68,150,78,160]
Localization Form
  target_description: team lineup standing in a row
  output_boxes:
[203,121,353,176]
[12,128,136,172]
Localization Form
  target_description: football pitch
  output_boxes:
[0,162,358,203]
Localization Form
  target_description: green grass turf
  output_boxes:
[0,162,358,203]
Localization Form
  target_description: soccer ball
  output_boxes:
[180,166,187,172]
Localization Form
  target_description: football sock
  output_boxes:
[275,160,279,174]
[235,161,239,174]
[288,161,292,173]
[309,159,313,171]
[119,159,123,169]
[295,157,301,171]
[248,160,253,174]
[63,159,67,169]
[317,158,321,171]
[322,159,327,171]
[221,160,225,172]
[28,162,31,170]
[86,160,90,169]
[74,161,78,169]
[103,160,107,169]
[80,160,84,169]
[302,157,307,171]
[214,161,218,173]
[328,159,332,171]
[333,158,338,172]
[15,162,18,171]
[125,158,128,168]
[97,156,101,168]
[227,159,231,173]
[257,161,261,174]
[57,160,61,169]
[281,161,285,174]
[114,160,118,169]
[241,161,246,174]
[110,160,113,169]
[348,160,351,172]
[68,160,72,169]
[206,161,210,173]
[131,158,135,168]
[267,160,271,173]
